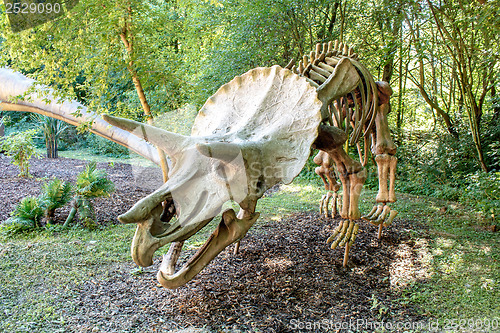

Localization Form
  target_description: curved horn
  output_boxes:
[102,114,189,157]
[195,142,242,162]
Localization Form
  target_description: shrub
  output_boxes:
[86,134,129,157]
[40,179,73,224]
[0,128,39,177]
[7,196,44,228]
[63,162,115,228]
[460,171,500,224]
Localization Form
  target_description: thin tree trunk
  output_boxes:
[120,7,170,183]
[46,133,58,158]
[404,12,459,139]
[63,205,78,228]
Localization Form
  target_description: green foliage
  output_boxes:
[460,172,500,224]
[40,179,73,220]
[1,179,73,236]
[2,196,44,235]
[0,129,39,177]
[64,162,115,228]
[1,0,188,116]
[75,162,115,199]
[31,114,68,158]
[85,134,129,157]
[2,162,115,234]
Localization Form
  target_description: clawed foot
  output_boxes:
[327,220,359,267]
[319,191,339,218]
[361,204,397,239]
[327,219,359,249]
[362,204,398,227]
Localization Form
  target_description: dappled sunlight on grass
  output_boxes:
[1,172,499,328]
[40,148,157,168]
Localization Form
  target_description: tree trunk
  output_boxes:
[63,205,78,228]
[46,133,58,158]
[120,10,170,183]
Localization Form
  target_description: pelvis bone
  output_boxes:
[104,66,328,288]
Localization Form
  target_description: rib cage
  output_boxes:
[286,40,378,154]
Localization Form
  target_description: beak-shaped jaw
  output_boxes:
[120,176,222,269]
[116,140,256,288]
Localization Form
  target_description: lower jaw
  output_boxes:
[156,209,260,289]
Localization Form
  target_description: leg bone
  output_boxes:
[375,154,391,203]
[388,156,397,203]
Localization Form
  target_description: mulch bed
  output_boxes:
[0,154,162,224]
[1,155,429,332]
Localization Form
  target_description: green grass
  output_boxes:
[1,156,499,330]
[390,193,500,324]
[34,148,158,168]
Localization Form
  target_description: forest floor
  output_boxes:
[0,154,498,332]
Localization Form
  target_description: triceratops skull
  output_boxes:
[103,65,323,288]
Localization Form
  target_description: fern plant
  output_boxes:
[7,196,44,228]
[63,162,115,228]
[40,179,73,224]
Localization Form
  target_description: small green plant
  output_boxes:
[5,196,44,229]
[1,178,73,236]
[40,179,73,224]
[460,171,500,225]
[0,128,39,177]
[370,294,389,320]
[63,162,115,228]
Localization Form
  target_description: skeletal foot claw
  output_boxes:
[362,205,397,225]
[362,205,383,221]
[361,204,398,238]
[319,191,339,218]
[327,220,359,249]
[383,210,398,226]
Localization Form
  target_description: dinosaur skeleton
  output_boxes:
[0,40,398,287]
[287,41,398,250]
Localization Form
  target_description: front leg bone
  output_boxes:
[348,169,367,220]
